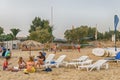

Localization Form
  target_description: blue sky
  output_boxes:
[0,0,120,38]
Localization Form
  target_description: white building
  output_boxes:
[3,40,21,50]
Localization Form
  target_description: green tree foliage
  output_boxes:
[64,25,120,43]
[10,28,21,39]
[0,27,4,35]
[29,17,53,33]
[0,33,13,41]
[5,33,14,40]
[97,32,104,40]
[29,28,52,43]
[64,26,96,43]
[0,26,17,41]
[103,30,120,40]
[29,17,53,43]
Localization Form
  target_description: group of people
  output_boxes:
[2,51,46,74]
[52,43,81,53]
[0,46,12,58]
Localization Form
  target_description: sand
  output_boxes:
[0,48,120,80]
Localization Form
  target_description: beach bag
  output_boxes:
[44,67,52,72]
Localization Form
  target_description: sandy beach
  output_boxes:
[0,47,120,80]
[0,0,120,80]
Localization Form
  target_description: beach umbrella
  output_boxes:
[20,40,42,56]
[114,15,119,51]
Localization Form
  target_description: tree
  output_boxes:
[29,27,52,43]
[0,27,4,35]
[10,28,21,39]
[64,25,120,43]
[29,17,53,33]
[0,34,13,41]
[5,33,14,40]
[29,17,53,43]
[64,25,96,44]
[29,17,41,32]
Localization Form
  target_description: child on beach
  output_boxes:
[18,57,26,69]
[3,57,19,72]
[3,57,9,70]
[5,49,11,59]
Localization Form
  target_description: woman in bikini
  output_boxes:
[24,56,36,73]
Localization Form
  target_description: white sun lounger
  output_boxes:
[45,54,55,64]
[78,60,108,71]
[43,54,55,68]
[72,55,89,62]
[66,59,93,68]
[45,55,66,68]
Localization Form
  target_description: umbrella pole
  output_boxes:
[29,46,31,56]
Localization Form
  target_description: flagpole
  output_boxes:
[95,24,97,41]
[95,24,98,47]
[51,6,53,43]
[114,15,119,51]
[50,6,54,51]
[115,28,117,51]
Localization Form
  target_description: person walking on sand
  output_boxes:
[98,42,102,48]
[53,43,57,54]
[77,44,81,53]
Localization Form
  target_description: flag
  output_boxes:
[114,15,119,31]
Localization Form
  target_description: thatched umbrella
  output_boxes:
[20,40,42,56]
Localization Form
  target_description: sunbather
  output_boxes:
[24,56,36,73]
[18,57,26,69]
[2,57,18,71]
[35,52,46,68]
